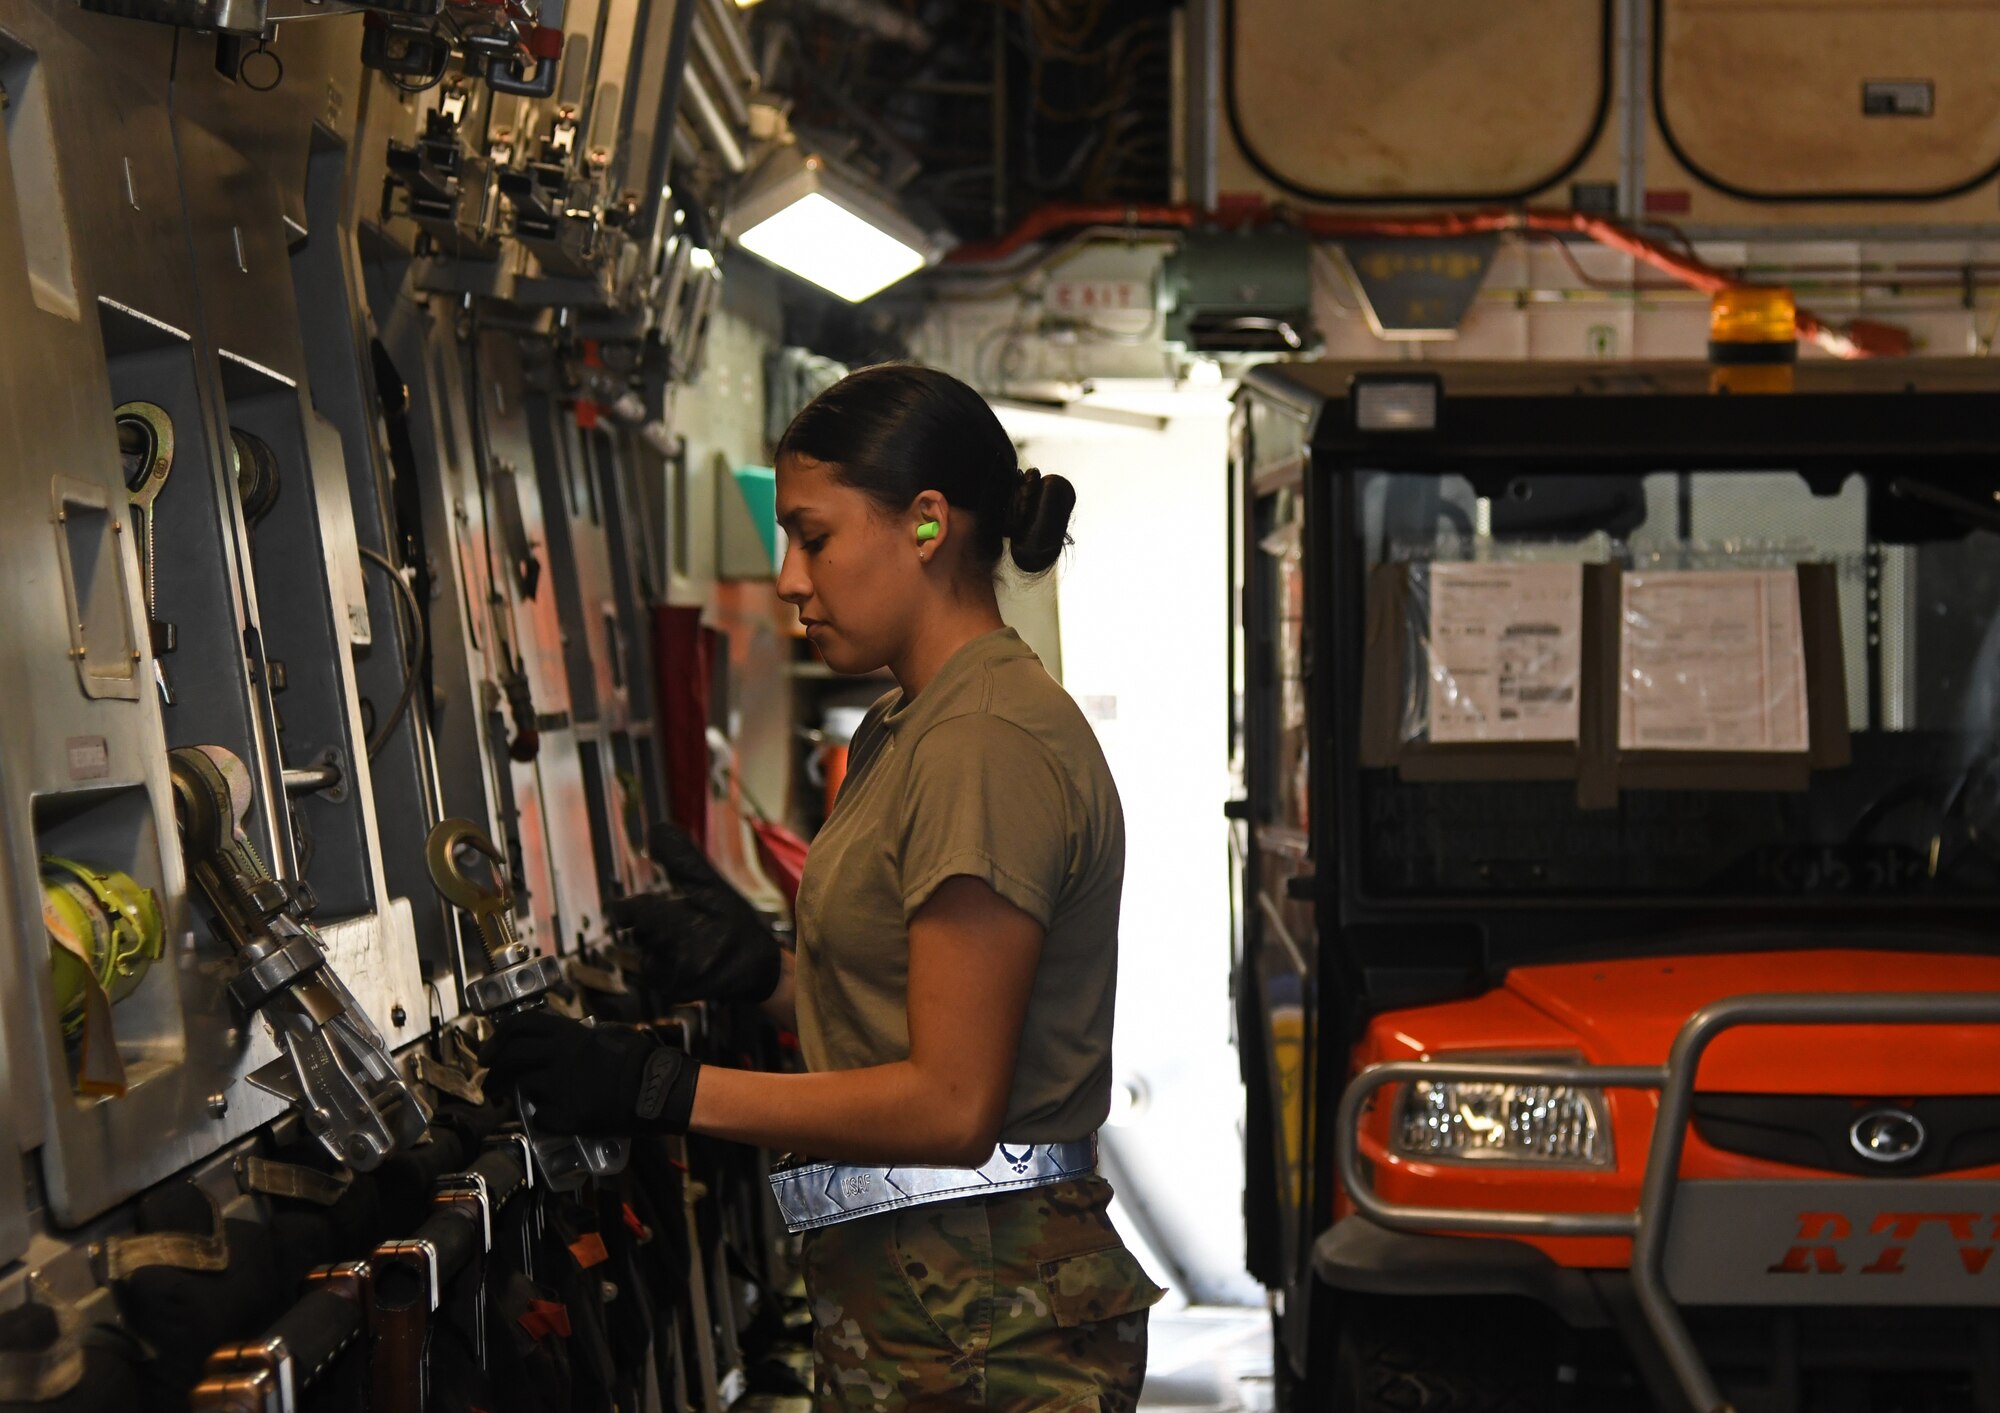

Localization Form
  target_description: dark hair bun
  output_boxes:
[777,364,1077,578]
[1007,468,1076,575]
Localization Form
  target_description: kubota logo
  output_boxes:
[1767,1212,1999,1276]
[1849,1109,1926,1164]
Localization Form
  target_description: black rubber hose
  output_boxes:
[261,1287,366,1392]
[402,1205,482,1295]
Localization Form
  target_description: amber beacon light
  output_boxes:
[1708,286,1798,394]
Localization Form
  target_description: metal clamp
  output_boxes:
[370,1239,441,1314]
[190,1337,293,1413]
[434,1170,496,1368]
[463,953,564,1015]
[492,1132,534,1192]
[434,1172,493,1253]
[172,746,429,1170]
[519,1097,630,1193]
[303,1260,370,1303]
[368,1241,439,1413]
[290,1262,371,1390]
[425,819,629,1192]
[1338,991,2000,1413]
[226,930,326,1012]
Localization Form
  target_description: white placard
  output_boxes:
[1425,562,1584,744]
[1619,569,1810,753]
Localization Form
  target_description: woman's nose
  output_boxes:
[776,544,810,604]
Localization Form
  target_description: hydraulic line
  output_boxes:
[359,544,428,760]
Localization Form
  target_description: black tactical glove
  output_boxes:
[609,822,782,1006]
[478,1010,698,1136]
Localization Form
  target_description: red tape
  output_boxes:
[526,24,564,60]
[519,1299,573,1340]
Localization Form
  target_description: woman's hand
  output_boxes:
[478,1010,699,1136]
[612,823,784,1008]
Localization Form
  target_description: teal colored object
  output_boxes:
[731,465,778,567]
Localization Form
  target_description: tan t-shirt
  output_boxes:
[794,628,1126,1144]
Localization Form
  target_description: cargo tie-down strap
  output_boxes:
[0,1278,87,1403]
[769,1137,1097,1233]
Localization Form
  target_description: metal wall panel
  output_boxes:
[0,0,753,1312]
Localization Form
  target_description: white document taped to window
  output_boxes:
[1426,562,1584,744]
[1619,569,1809,753]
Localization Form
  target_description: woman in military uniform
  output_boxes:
[482,364,1163,1410]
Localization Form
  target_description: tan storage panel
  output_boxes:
[1658,0,2000,200]
[1226,0,1609,200]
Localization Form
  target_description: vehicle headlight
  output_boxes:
[1392,1078,1613,1167]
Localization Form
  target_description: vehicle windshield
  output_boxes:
[1343,468,2000,898]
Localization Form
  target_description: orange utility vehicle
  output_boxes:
[1229,361,2000,1412]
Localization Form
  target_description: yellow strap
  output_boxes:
[39,881,127,1098]
[41,855,163,985]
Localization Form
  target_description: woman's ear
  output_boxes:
[911,491,950,546]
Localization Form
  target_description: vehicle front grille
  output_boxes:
[1691,1095,2000,1177]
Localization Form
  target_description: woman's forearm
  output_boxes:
[699,877,1041,1166]
[687,1060,999,1166]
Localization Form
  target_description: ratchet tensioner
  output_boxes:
[426,818,628,1190]
[171,745,431,1170]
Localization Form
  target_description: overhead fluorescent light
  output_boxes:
[723,150,939,303]
[736,194,925,302]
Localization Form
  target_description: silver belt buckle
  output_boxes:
[769,1137,1097,1234]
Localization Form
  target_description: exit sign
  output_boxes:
[1046,280,1147,314]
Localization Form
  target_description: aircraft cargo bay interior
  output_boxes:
[0,2,1996,1411]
